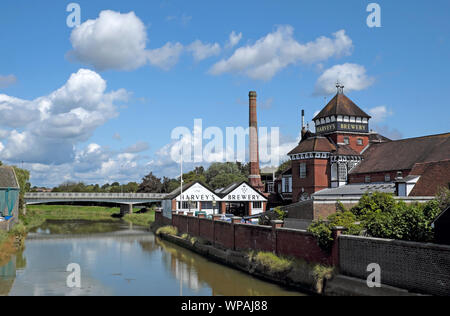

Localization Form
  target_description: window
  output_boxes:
[299,163,307,179]
[385,174,391,182]
[267,182,274,193]
[357,138,363,146]
[331,163,338,181]
[365,176,371,183]
[338,163,348,182]
[283,177,291,193]
[178,201,197,210]
[253,202,262,209]
[344,137,350,145]
[202,201,213,209]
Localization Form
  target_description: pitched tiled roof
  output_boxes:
[288,137,336,155]
[333,145,360,156]
[350,133,450,174]
[0,166,19,188]
[314,93,371,121]
[369,132,391,143]
[409,160,450,197]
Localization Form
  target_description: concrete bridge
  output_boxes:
[24,192,168,215]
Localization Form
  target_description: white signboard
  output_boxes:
[176,183,220,202]
[222,183,267,202]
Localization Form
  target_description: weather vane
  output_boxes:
[336,80,344,94]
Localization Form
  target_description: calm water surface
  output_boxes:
[0,220,304,296]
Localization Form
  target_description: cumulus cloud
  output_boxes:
[187,40,221,61]
[0,69,128,164]
[210,26,353,80]
[314,63,375,96]
[226,31,242,48]
[368,106,393,122]
[147,42,184,70]
[0,75,17,88]
[26,144,148,187]
[69,10,184,71]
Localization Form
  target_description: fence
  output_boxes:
[339,235,450,296]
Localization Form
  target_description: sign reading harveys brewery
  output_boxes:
[176,183,266,202]
[316,122,369,134]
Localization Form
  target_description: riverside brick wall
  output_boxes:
[277,228,333,265]
[234,224,274,253]
[339,235,450,296]
[156,211,336,265]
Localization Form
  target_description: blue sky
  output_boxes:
[0,0,449,187]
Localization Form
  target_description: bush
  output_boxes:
[309,193,443,249]
[252,252,293,273]
[156,226,178,236]
[308,211,362,252]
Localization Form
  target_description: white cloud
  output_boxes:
[210,26,353,80]
[123,141,150,154]
[187,40,221,61]
[226,31,242,48]
[368,106,393,122]
[0,75,17,88]
[69,11,149,71]
[147,42,184,70]
[0,69,128,164]
[69,10,184,71]
[314,63,375,96]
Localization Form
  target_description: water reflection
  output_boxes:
[0,220,303,296]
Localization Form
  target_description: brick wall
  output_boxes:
[348,169,411,184]
[234,224,274,253]
[277,228,333,265]
[339,235,450,295]
[156,211,336,265]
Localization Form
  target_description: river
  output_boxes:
[0,220,304,296]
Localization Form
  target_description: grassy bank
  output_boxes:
[25,204,156,228]
[0,223,27,266]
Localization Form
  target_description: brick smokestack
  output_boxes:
[248,91,265,193]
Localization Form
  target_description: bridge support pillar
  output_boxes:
[120,204,133,216]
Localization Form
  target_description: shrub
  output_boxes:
[156,226,178,236]
[308,220,334,252]
[308,211,362,252]
[253,252,293,273]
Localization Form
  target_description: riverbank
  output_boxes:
[25,205,155,228]
[0,223,27,267]
[153,224,334,295]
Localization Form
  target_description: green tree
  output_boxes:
[12,166,30,216]
[138,172,163,193]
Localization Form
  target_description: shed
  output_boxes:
[0,166,20,230]
[433,206,450,245]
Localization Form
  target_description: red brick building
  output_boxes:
[288,85,379,202]
[287,84,450,203]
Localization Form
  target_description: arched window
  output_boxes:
[331,163,338,181]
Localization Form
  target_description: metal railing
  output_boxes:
[25,192,168,199]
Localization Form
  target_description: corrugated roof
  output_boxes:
[314,93,371,121]
[350,133,450,174]
[0,166,19,188]
[313,183,396,197]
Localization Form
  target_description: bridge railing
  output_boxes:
[24,192,168,199]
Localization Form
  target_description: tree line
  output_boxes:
[48,162,252,194]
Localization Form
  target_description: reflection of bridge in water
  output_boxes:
[24,192,168,214]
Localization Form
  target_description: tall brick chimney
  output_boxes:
[248,91,265,193]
